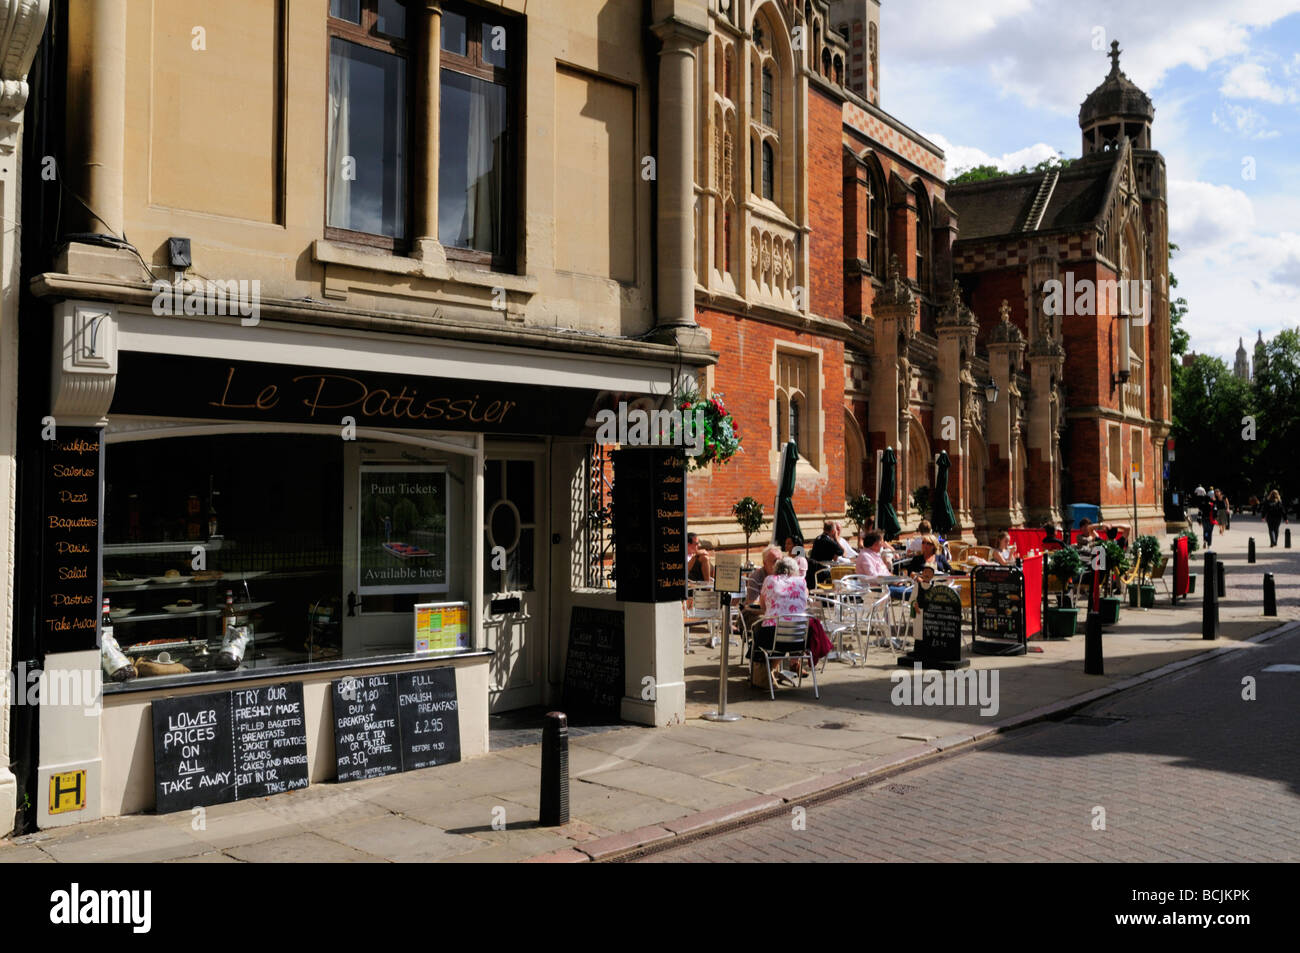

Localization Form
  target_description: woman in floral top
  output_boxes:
[757,557,810,682]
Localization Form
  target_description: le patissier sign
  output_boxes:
[111,353,629,436]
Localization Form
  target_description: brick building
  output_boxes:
[686,2,1171,549]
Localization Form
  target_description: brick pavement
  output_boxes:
[642,619,1300,862]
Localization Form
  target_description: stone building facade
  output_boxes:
[686,3,1172,547]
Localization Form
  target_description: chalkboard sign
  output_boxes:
[562,606,626,721]
[972,565,1028,656]
[331,666,461,783]
[40,427,104,653]
[151,681,310,814]
[332,674,403,782]
[897,584,968,670]
[613,448,686,603]
[396,668,461,771]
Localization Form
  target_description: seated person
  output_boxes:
[782,535,809,575]
[742,545,783,632]
[989,530,1018,566]
[755,556,811,682]
[686,532,713,584]
[855,531,895,578]
[904,520,933,554]
[1041,521,1065,550]
[899,535,952,576]
[834,521,858,561]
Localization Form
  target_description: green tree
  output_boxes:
[1167,243,1190,393]
[732,496,765,565]
[1171,354,1255,499]
[1252,328,1300,495]
[950,155,1074,185]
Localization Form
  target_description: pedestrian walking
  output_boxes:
[1195,486,1215,548]
[1214,489,1230,533]
[1263,488,1287,547]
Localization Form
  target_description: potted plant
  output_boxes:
[845,493,875,539]
[672,384,743,472]
[910,485,931,520]
[1134,534,1162,608]
[1045,547,1084,637]
[732,496,764,568]
[1098,540,1129,625]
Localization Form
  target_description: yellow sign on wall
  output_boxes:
[49,770,86,814]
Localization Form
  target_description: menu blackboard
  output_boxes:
[151,681,310,814]
[972,565,1028,656]
[40,427,104,653]
[331,667,461,783]
[332,674,403,781]
[561,606,626,722]
[613,448,686,603]
[897,583,968,669]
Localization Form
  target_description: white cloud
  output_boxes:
[1220,60,1298,102]
[1211,103,1282,139]
[1168,180,1256,251]
[923,132,1062,180]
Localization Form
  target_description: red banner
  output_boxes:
[1174,535,1190,599]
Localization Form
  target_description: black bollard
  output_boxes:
[1264,573,1277,617]
[539,711,570,826]
[1287,528,1293,549]
[1202,551,1218,640]
[1248,537,1256,563]
[1217,560,1226,599]
[1084,611,1104,675]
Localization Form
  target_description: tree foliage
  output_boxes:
[950,156,1075,185]
[1171,354,1255,500]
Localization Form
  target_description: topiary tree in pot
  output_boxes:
[845,493,875,539]
[1047,546,1084,609]
[732,496,764,567]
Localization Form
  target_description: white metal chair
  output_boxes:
[811,592,861,667]
[685,588,726,652]
[754,614,818,699]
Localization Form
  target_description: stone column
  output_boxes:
[986,301,1025,531]
[0,0,51,836]
[68,0,126,235]
[414,1,445,265]
[1026,339,1064,527]
[934,282,977,534]
[650,2,709,349]
[868,255,915,513]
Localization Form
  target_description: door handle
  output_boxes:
[347,591,362,617]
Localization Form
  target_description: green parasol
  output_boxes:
[877,447,902,540]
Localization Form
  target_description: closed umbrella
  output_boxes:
[877,448,901,541]
[772,441,802,545]
[932,451,957,537]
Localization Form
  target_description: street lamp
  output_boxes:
[983,379,999,404]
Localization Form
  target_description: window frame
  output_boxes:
[438,0,520,271]
[324,0,416,252]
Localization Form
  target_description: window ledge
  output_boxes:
[313,239,539,295]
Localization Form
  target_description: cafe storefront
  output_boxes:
[27,299,689,826]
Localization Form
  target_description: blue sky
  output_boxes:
[879,0,1300,365]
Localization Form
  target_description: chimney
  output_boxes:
[830,0,881,105]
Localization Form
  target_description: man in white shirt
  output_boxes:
[833,521,857,562]
[905,520,933,554]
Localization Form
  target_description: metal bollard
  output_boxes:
[1248,537,1256,563]
[1217,560,1226,599]
[539,711,570,826]
[1084,610,1104,675]
[1202,551,1218,640]
[703,591,741,723]
[1288,528,1293,549]
[1264,573,1277,617]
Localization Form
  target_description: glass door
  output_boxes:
[482,451,545,711]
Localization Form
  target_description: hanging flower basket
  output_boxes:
[672,385,742,472]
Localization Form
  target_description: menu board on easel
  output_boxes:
[40,427,105,653]
[613,448,686,603]
[972,565,1029,656]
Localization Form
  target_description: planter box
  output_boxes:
[1139,585,1156,609]
[1099,596,1122,625]
[1046,606,1078,638]
[1128,583,1140,607]
[1188,574,1197,594]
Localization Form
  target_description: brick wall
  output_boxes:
[809,88,844,320]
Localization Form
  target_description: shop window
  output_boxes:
[326,0,412,246]
[439,0,518,269]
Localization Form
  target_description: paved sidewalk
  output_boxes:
[2,518,1293,863]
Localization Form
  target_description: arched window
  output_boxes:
[761,140,775,200]
[866,157,886,276]
[914,184,932,295]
